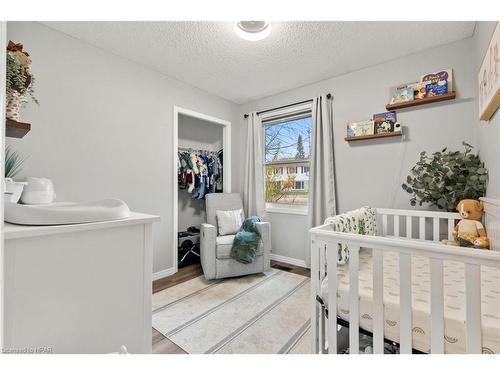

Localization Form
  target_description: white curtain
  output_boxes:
[307,94,337,264]
[242,112,265,218]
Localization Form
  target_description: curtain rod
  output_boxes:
[243,93,332,119]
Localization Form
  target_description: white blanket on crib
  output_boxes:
[323,207,377,264]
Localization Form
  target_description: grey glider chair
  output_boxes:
[200,193,271,280]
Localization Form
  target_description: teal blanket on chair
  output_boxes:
[230,216,261,264]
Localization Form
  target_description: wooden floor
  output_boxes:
[151,260,310,354]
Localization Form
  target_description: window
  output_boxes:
[298,166,309,174]
[294,181,305,190]
[264,107,312,208]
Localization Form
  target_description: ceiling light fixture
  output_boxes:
[234,21,272,41]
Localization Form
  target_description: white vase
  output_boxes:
[4,178,27,203]
[6,91,22,121]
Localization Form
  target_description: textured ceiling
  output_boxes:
[42,21,475,104]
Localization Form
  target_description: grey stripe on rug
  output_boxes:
[152,270,312,354]
[208,279,309,353]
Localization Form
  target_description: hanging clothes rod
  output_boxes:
[243,93,332,119]
[177,147,221,152]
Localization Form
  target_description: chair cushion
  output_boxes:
[215,235,264,260]
[205,193,244,227]
[216,209,244,235]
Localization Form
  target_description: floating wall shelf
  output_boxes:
[344,132,402,142]
[386,91,456,111]
[6,118,31,138]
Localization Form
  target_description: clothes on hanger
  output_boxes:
[178,148,223,199]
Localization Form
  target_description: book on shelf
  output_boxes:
[409,82,427,100]
[425,80,448,97]
[420,68,453,92]
[373,111,397,134]
[347,120,374,137]
[390,86,414,104]
[389,68,453,103]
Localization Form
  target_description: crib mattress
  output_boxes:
[319,249,500,354]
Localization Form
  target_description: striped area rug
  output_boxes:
[152,269,312,354]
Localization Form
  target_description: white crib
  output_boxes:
[310,200,500,354]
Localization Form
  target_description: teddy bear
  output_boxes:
[445,199,490,249]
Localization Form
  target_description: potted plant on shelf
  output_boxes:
[4,146,28,203]
[6,41,38,121]
[402,142,488,211]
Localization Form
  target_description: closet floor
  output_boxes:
[151,261,310,354]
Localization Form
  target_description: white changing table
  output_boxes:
[2,212,160,354]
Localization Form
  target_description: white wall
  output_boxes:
[178,114,222,231]
[6,22,240,274]
[178,114,223,151]
[7,21,488,270]
[473,22,500,199]
[239,37,477,263]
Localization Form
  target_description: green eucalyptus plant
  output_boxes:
[5,146,27,179]
[402,142,487,211]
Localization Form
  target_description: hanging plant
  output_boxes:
[402,142,488,211]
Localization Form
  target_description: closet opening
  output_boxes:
[172,107,231,274]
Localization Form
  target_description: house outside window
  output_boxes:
[263,104,312,212]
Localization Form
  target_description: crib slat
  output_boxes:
[326,241,338,354]
[320,304,326,354]
[433,218,440,242]
[311,236,320,354]
[399,253,413,354]
[465,264,482,354]
[430,258,444,354]
[382,215,388,236]
[372,249,384,354]
[319,241,328,354]
[406,216,412,239]
[394,215,400,237]
[447,219,455,241]
[349,246,360,354]
[419,216,426,240]
[320,242,327,280]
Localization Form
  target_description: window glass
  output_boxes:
[264,115,312,207]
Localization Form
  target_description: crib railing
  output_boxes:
[377,208,460,241]
[310,209,500,355]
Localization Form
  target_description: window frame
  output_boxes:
[262,103,312,215]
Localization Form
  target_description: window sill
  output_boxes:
[265,204,308,216]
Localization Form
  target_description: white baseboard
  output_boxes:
[270,253,309,269]
[154,256,308,280]
[153,267,176,281]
